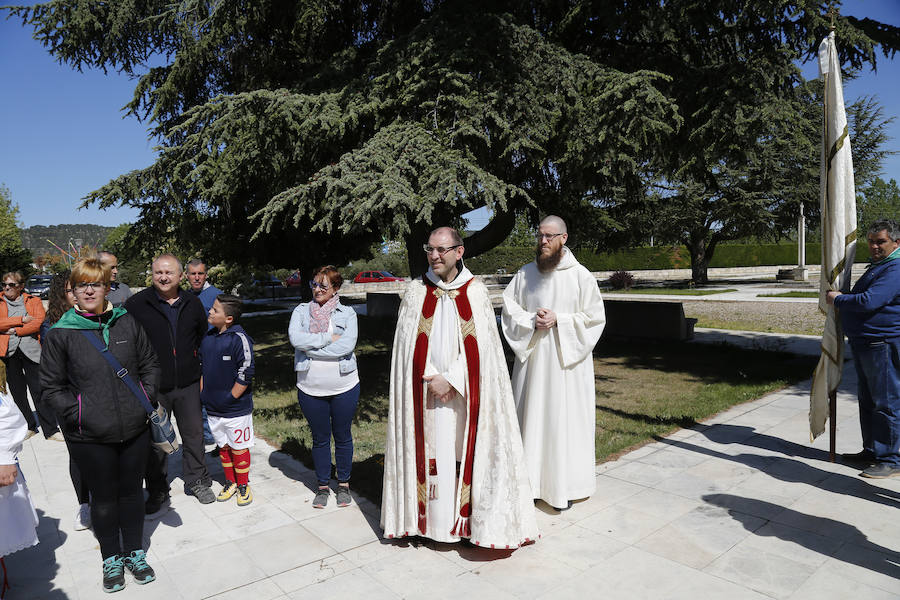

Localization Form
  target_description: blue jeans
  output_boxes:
[297,383,360,484]
[201,404,215,445]
[850,337,900,466]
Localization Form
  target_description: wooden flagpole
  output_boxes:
[829,390,836,462]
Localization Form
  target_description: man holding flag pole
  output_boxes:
[827,220,900,478]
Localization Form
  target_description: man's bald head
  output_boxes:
[539,215,567,234]
[152,253,183,274]
[536,215,568,272]
[429,226,463,247]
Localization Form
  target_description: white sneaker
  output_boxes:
[74,503,91,530]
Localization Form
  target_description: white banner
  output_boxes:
[810,31,857,441]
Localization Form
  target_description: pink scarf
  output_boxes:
[309,295,340,333]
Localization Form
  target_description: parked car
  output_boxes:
[25,274,53,299]
[353,270,404,284]
[251,274,283,290]
[284,270,305,287]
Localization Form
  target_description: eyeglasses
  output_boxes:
[74,282,103,292]
[1,283,19,289]
[65,288,74,295]
[535,233,564,242]
[423,244,461,256]
[309,281,331,291]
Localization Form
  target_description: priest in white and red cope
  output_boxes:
[381,227,539,548]
[502,216,606,510]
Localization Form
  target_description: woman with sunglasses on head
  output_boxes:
[0,271,59,440]
[40,257,160,593]
[39,271,92,531]
[288,266,360,509]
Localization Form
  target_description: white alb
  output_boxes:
[502,248,606,508]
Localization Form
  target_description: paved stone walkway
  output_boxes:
[6,343,899,599]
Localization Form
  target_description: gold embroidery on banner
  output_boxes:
[827,124,848,165]
[845,229,857,247]
[829,258,845,285]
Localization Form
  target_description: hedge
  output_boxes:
[464,243,870,274]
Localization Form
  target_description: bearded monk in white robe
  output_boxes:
[502,216,606,510]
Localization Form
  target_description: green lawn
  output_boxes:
[610,288,737,296]
[757,291,818,298]
[245,313,817,502]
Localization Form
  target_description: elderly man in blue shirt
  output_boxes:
[185,259,223,313]
[827,218,900,478]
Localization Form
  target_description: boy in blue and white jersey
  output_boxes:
[199,295,255,506]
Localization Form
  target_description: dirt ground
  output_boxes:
[682,299,826,335]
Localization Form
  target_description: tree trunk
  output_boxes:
[404,221,432,279]
[689,248,709,284]
[460,207,518,259]
[687,230,710,284]
[687,230,721,284]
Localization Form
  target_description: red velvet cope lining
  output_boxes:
[412,284,438,533]
[455,286,480,522]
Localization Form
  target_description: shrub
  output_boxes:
[608,270,635,290]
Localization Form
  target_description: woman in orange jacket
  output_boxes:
[0,272,58,438]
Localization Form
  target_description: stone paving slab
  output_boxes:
[5,358,899,599]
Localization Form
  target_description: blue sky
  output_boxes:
[2,1,899,229]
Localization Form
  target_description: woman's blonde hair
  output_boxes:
[69,257,112,288]
[1,271,24,285]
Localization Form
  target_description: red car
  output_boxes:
[353,270,404,283]
[284,271,305,287]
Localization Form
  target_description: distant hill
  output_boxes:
[22,224,117,258]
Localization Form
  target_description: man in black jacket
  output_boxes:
[126,254,216,511]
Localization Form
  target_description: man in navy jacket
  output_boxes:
[828,219,900,478]
[125,254,215,510]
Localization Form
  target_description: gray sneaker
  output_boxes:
[336,486,352,507]
[188,481,216,504]
[313,487,329,508]
[860,463,900,479]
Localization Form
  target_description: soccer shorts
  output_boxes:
[208,414,255,450]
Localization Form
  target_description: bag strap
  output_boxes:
[78,330,155,416]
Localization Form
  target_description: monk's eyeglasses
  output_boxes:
[535,233,564,241]
[423,245,461,256]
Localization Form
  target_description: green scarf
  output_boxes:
[871,244,900,267]
[52,305,127,348]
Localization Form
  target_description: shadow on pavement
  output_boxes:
[4,509,68,599]
[704,493,900,580]
[656,425,900,508]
